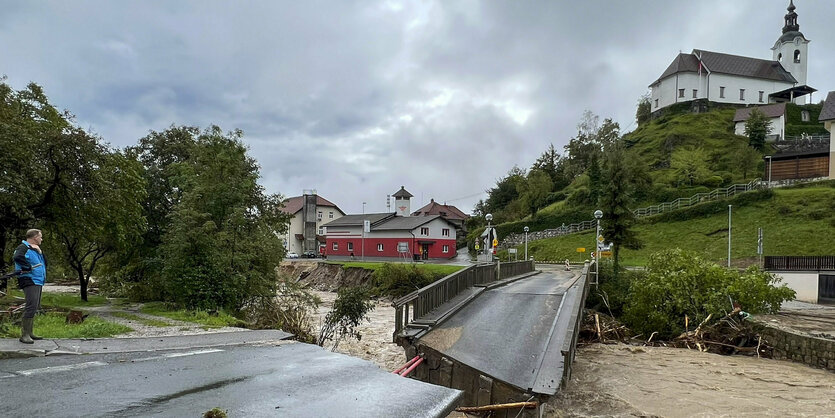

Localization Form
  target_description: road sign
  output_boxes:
[492,239,498,247]
[508,248,517,254]
[590,251,596,258]
[475,244,480,250]
[601,251,613,257]
[597,235,604,242]
[576,247,586,252]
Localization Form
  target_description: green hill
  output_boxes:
[512,183,835,266]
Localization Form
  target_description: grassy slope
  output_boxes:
[517,186,835,266]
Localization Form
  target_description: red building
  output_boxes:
[322,213,457,261]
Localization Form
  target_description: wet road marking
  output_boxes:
[132,348,225,362]
[14,361,108,376]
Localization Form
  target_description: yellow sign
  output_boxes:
[492,239,498,247]
[597,235,605,242]
[475,244,480,250]
[576,247,586,252]
[601,251,613,257]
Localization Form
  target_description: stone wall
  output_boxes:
[756,322,835,372]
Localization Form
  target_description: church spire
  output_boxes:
[782,0,800,34]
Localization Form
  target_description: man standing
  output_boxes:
[13,229,47,344]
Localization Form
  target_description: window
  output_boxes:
[678,89,685,98]
[420,227,429,235]
[794,49,801,63]
[439,211,447,216]
[739,89,745,101]
[377,243,384,252]
[328,211,334,219]
[719,86,725,98]
[801,110,810,122]
[442,228,450,237]
[317,211,322,221]
[778,53,782,62]
[347,242,353,251]
[654,99,659,108]
[318,227,323,235]
[692,89,697,99]
[442,245,449,253]
[332,242,338,251]
[759,91,764,103]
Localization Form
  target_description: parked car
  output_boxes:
[302,250,317,258]
[286,252,299,259]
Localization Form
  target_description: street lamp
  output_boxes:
[764,155,772,187]
[594,210,603,284]
[524,226,529,261]
[362,201,367,261]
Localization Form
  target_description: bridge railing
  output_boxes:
[392,260,535,338]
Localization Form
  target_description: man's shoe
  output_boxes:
[19,318,34,344]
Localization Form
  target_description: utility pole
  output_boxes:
[728,205,732,268]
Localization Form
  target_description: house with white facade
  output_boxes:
[281,192,345,256]
[650,1,815,114]
[733,103,786,142]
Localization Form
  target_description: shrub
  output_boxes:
[622,249,795,339]
[585,260,640,318]
[317,286,374,350]
[702,175,723,188]
[371,263,440,298]
[241,274,320,343]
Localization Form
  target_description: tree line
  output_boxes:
[1,80,289,310]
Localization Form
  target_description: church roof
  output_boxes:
[819,91,835,122]
[651,50,797,87]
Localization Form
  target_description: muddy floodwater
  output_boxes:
[311,291,834,417]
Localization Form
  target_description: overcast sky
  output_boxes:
[2,0,832,215]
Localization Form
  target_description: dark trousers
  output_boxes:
[22,285,42,319]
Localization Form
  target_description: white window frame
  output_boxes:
[377,243,384,252]
[442,228,450,237]
[318,227,323,235]
[692,89,697,99]
[329,211,334,219]
[719,86,725,98]
[420,227,429,236]
[347,242,353,251]
[739,89,745,101]
[442,245,449,253]
[332,242,338,251]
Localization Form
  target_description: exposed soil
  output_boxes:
[279,261,375,291]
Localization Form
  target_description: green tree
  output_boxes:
[517,169,553,218]
[670,147,710,186]
[158,126,289,311]
[744,108,772,151]
[0,80,73,262]
[623,249,795,339]
[531,143,565,191]
[49,144,147,301]
[737,145,762,180]
[636,93,651,127]
[599,139,642,276]
[484,166,526,220]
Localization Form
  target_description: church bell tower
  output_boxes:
[771,0,809,88]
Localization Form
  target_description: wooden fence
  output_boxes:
[764,256,835,271]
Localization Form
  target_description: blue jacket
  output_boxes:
[13,241,47,287]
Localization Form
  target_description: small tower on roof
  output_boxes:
[392,186,413,217]
[772,0,809,88]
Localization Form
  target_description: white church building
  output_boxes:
[650,1,815,113]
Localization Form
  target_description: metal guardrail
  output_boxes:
[502,178,763,247]
[561,261,592,386]
[765,256,835,271]
[392,260,535,338]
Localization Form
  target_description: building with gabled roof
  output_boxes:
[280,192,345,256]
[650,1,816,114]
[411,198,469,231]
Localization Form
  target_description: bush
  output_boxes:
[585,260,639,318]
[648,189,773,223]
[371,263,440,298]
[701,175,723,188]
[622,249,795,339]
[241,274,321,343]
[317,286,374,350]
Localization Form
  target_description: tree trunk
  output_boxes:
[75,267,88,302]
[613,245,620,281]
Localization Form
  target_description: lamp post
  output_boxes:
[765,155,772,187]
[727,204,732,268]
[362,202,366,261]
[524,226,529,261]
[594,210,603,283]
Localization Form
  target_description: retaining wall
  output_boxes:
[756,322,835,372]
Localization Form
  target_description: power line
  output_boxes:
[442,191,487,204]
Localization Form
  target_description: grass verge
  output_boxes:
[139,303,245,328]
[7,290,109,309]
[0,313,132,339]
